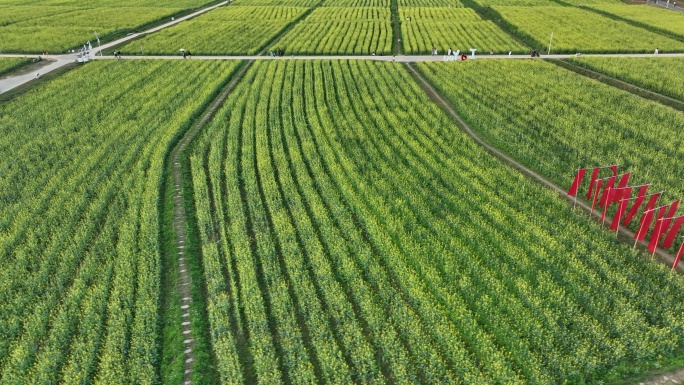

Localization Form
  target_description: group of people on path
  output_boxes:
[182,50,192,58]
[269,48,285,57]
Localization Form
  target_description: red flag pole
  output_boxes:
[616,197,626,237]
[652,218,664,259]
[673,237,684,271]
[634,207,656,249]
[601,186,612,229]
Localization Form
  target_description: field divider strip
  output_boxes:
[404,61,683,272]
[549,59,684,112]
[166,59,253,385]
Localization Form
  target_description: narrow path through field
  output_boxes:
[167,60,253,385]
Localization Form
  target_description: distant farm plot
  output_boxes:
[0,6,79,25]
[494,6,684,53]
[119,6,310,55]
[593,4,684,38]
[569,57,684,102]
[0,0,211,6]
[275,7,392,54]
[399,7,527,54]
[0,6,183,53]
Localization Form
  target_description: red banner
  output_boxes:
[600,176,617,207]
[663,216,684,249]
[647,217,668,253]
[591,179,604,214]
[601,187,614,223]
[617,173,631,189]
[667,200,680,218]
[568,168,586,197]
[586,167,601,199]
[648,210,673,253]
[636,209,655,241]
[610,188,632,231]
[644,192,660,213]
[610,165,618,176]
[623,186,650,226]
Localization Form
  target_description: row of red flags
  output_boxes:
[568,165,684,270]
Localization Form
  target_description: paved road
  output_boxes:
[88,52,684,61]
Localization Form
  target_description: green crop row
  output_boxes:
[493,6,684,53]
[569,57,684,102]
[189,59,684,384]
[0,60,240,383]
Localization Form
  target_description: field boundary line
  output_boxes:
[550,59,684,112]
[404,61,683,273]
[166,59,253,385]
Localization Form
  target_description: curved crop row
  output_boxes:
[190,59,684,384]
